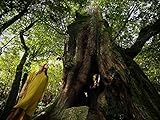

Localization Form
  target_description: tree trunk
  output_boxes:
[36,10,160,120]
[0,52,29,120]
[0,21,37,120]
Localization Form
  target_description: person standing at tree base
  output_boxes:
[7,64,49,120]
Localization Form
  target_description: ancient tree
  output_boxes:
[35,9,160,120]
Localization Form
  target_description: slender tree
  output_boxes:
[0,21,37,120]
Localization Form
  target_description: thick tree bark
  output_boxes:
[128,60,160,119]
[35,10,160,120]
[0,21,36,120]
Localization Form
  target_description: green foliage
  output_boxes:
[135,35,160,87]
[0,0,160,115]
[0,43,20,110]
[0,19,64,111]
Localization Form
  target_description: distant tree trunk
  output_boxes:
[21,73,28,90]
[35,10,160,120]
[0,21,36,120]
[0,48,29,120]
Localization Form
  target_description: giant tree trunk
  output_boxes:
[36,10,160,120]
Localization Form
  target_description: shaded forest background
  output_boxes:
[0,0,160,119]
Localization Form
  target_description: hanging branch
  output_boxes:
[0,21,37,120]
[0,36,17,55]
[20,20,37,50]
[0,1,31,35]
[125,18,160,59]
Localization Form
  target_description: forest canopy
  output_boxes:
[0,0,160,120]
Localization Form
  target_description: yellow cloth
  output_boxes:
[14,71,48,117]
